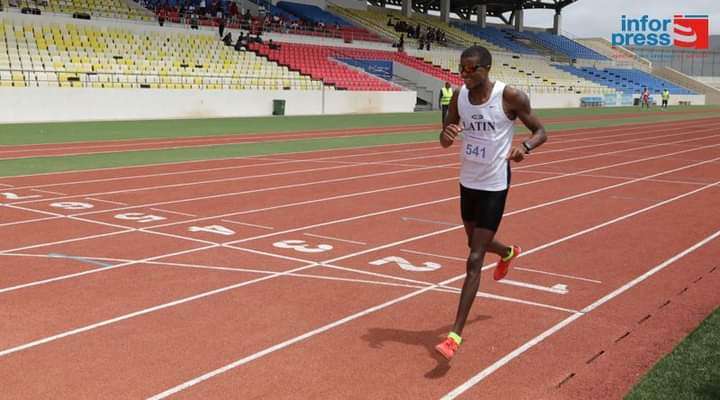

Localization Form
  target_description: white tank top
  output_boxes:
[457,81,515,191]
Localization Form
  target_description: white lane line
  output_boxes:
[0,183,14,188]
[47,253,115,268]
[85,197,128,206]
[220,219,275,230]
[514,267,603,284]
[149,178,720,399]
[0,242,214,295]
[400,249,465,262]
[517,170,711,187]
[401,216,458,226]
[9,122,718,211]
[0,261,321,359]
[150,208,197,217]
[319,263,578,315]
[610,195,662,202]
[3,143,434,190]
[303,233,367,245]
[63,137,720,228]
[3,115,715,186]
[3,132,717,237]
[499,279,569,294]
[31,189,66,195]
[442,227,720,399]
[1,138,714,360]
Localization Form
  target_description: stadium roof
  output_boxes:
[373,0,579,22]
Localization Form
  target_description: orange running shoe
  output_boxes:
[494,245,521,281]
[435,334,461,360]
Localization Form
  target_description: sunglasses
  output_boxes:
[458,64,489,74]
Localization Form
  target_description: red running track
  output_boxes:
[0,114,718,399]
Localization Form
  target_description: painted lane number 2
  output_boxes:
[369,256,441,272]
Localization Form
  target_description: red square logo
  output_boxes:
[673,15,709,49]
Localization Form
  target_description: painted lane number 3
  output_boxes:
[273,240,333,253]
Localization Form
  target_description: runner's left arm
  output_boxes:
[504,87,547,162]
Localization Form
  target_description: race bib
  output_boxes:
[462,137,496,165]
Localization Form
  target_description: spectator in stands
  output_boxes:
[219,17,225,37]
[222,32,233,46]
[268,39,280,50]
[641,87,650,109]
[235,32,245,51]
[190,13,199,29]
[398,34,404,52]
[661,87,670,109]
[158,8,166,26]
[435,44,547,361]
[439,81,453,124]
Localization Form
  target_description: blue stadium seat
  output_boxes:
[277,1,352,27]
[554,65,695,95]
[449,22,538,54]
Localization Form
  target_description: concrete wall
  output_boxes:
[270,0,325,9]
[653,67,720,105]
[393,61,444,109]
[0,87,416,123]
[327,0,366,11]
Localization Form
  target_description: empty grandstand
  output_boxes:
[0,0,713,120]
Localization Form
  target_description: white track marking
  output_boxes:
[138,143,720,233]
[30,189,66,195]
[0,125,443,161]
[47,253,114,268]
[3,114,716,191]
[499,279,569,294]
[220,219,275,230]
[150,208,197,217]
[442,227,720,398]
[400,249,465,262]
[8,122,718,210]
[148,178,720,398]
[3,144,719,289]
[0,261,320,359]
[401,216,458,226]
[516,170,711,187]
[3,141,434,181]
[0,243,216,295]
[4,148,719,287]
[0,153,715,399]
[303,233,367,245]
[514,267,602,283]
[85,197,128,206]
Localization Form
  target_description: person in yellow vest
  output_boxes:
[440,82,454,124]
[661,87,670,110]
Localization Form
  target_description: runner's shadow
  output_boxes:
[360,314,491,379]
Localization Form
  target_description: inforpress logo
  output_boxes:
[673,15,709,49]
[611,15,709,49]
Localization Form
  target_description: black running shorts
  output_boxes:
[460,184,509,232]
